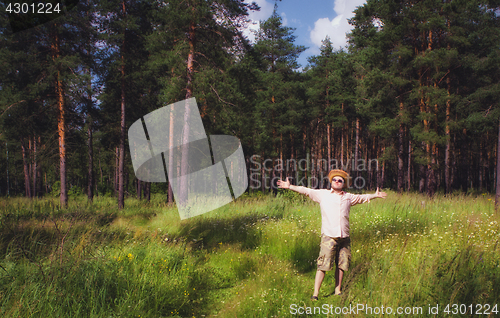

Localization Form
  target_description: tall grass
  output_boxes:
[0,191,499,317]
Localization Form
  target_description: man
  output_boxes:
[277,169,387,300]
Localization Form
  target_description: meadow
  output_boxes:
[0,190,499,317]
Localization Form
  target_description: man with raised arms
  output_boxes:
[277,169,387,300]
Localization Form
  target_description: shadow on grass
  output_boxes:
[290,237,318,273]
[176,211,323,274]
[0,257,217,317]
[177,212,280,251]
[0,210,118,261]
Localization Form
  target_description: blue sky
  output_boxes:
[244,0,368,69]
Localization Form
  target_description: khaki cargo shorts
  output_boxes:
[317,235,351,272]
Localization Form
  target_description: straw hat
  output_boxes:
[328,169,350,188]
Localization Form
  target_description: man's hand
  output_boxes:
[277,177,290,189]
[375,187,387,199]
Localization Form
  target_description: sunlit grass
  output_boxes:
[0,191,499,317]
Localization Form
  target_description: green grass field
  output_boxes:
[0,191,499,317]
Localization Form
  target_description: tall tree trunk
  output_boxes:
[347,121,351,175]
[21,140,31,198]
[419,151,426,193]
[326,79,331,175]
[179,18,196,208]
[381,154,385,187]
[52,24,67,207]
[444,18,452,194]
[315,119,320,188]
[118,0,127,209]
[341,103,344,168]
[137,179,142,199]
[6,142,9,197]
[398,100,404,193]
[354,117,360,181]
[273,158,277,193]
[426,30,437,197]
[407,139,411,191]
[29,139,32,196]
[479,140,484,192]
[319,123,324,188]
[428,143,437,196]
[444,102,451,193]
[488,135,492,191]
[419,78,428,194]
[375,139,380,188]
[327,123,331,172]
[87,116,94,201]
[32,136,38,197]
[451,133,456,190]
[168,107,174,204]
[290,132,295,181]
[303,129,307,187]
[280,133,283,181]
[364,138,369,189]
[115,147,119,195]
[37,136,42,196]
[86,25,94,202]
[145,182,151,202]
[118,58,126,208]
[496,118,500,213]
[261,152,265,192]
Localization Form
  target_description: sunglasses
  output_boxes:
[332,178,344,183]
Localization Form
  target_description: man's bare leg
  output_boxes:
[313,270,325,297]
[335,267,344,295]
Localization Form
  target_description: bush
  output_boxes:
[51,181,61,197]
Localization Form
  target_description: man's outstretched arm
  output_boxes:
[374,187,387,199]
[277,177,295,191]
[277,177,321,202]
[350,187,387,205]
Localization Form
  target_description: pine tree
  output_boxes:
[145,0,258,204]
[252,4,306,189]
[96,0,154,208]
[348,0,500,194]
[1,1,94,203]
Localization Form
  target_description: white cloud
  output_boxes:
[247,0,274,22]
[281,12,288,26]
[310,0,367,51]
[242,0,275,43]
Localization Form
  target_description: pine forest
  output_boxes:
[1,0,500,207]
